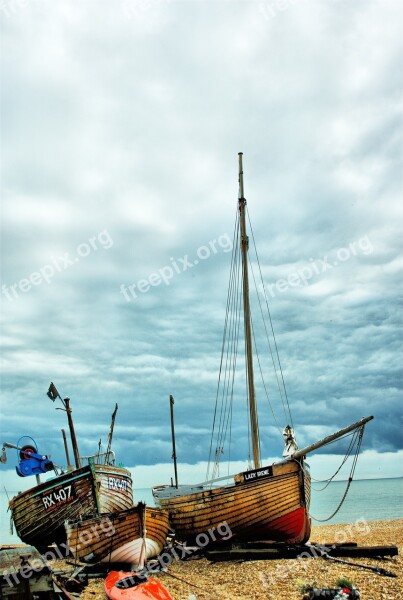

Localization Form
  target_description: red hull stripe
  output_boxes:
[262,507,308,542]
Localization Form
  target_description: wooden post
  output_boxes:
[105,403,118,465]
[64,398,81,469]
[88,457,101,514]
[61,429,73,470]
[170,395,178,488]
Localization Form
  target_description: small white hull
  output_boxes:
[101,537,162,567]
[65,504,169,566]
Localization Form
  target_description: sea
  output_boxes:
[0,478,402,545]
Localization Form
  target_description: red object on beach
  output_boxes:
[104,571,174,600]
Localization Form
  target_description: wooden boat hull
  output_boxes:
[65,504,169,566]
[9,463,133,550]
[105,571,173,600]
[154,460,311,544]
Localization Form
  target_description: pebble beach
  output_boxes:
[77,519,402,600]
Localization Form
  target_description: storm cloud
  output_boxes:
[1,0,402,485]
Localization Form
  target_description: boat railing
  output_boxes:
[153,459,303,499]
[80,450,116,466]
[152,473,238,499]
[190,463,292,489]
[191,473,238,488]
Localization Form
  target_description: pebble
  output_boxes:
[64,519,403,599]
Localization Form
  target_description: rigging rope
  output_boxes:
[247,207,293,428]
[320,553,397,578]
[248,254,289,426]
[207,202,298,478]
[212,224,241,479]
[310,426,365,522]
[250,315,283,437]
[248,256,289,435]
[206,208,241,480]
[222,250,242,471]
[311,430,359,490]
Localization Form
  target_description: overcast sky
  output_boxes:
[1,0,402,493]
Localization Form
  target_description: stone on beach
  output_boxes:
[75,519,403,599]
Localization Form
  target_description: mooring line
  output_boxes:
[322,552,397,578]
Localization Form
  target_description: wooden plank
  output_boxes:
[206,547,303,561]
[205,544,399,562]
[327,545,398,558]
[240,541,358,549]
[0,545,44,573]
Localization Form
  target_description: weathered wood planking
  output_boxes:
[95,464,133,513]
[65,504,169,565]
[154,460,311,544]
[9,464,133,550]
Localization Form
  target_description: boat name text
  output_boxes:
[41,483,77,511]
[107,476,130,492]
[241,466,273,483]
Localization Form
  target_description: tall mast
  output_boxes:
[238,152,261,469]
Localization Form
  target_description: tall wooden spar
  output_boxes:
[238,152,260,469]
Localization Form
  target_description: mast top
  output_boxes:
[238,153,245,200]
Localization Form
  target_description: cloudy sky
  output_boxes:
[1,0,402,492]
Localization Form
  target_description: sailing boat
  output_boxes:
[2,385,133,550]
[152,153,373,544]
